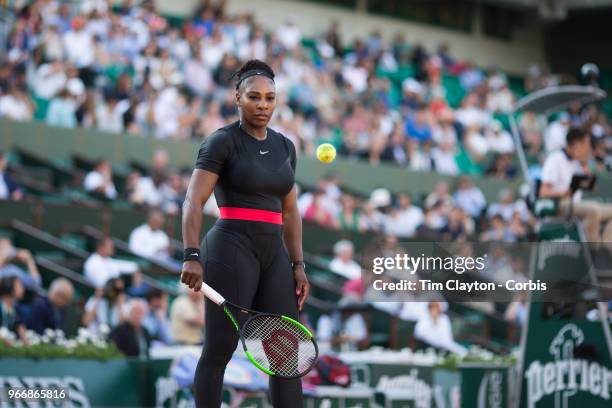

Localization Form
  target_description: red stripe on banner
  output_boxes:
[219,207,283,224]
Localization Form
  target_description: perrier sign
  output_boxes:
[519,222,612,408]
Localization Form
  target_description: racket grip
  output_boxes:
[200,283,226,306]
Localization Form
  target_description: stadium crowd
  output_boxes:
[1,0,611,357]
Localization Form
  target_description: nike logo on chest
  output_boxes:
[259,150,269,155]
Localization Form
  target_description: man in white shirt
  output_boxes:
[129,209,170,258]
[128,209,181,271]
[453,176,487,219]
[329,240,361,280]
[543,113,570,153]
[83,160,117,200]
[414,302,466,355]
[540,127,612,243]
[84,237,139,289]
[383,193,424,238]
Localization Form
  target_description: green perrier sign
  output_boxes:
[519,222,612,408]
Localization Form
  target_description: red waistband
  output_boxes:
[219,207,283,224]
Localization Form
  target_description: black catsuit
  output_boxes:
[193,121,302,407]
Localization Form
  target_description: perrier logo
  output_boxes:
[524,324,612,408]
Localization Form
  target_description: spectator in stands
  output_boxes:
[84,237,140,289]
[487,188,530,223]
[110,298,151,358]
[143,288,173,346]
[453,176,486,219]
[481,214,516,242]
[317,295,369,352]
[424,181,453,212]
[439,207,471,241]
[0,276,27,345]
[83,277,129,336]
[0,151,23,201]
[329,240,362,280]
[485,120,514,154]
[505,292,528,327]
[45,81,81,128]
[414,301,466,355]
[382,193,424,238]
[302,189,339,229]
[25,278,74,335]
[83,159,117,200]
[170,286,204,345]
[337,194,363,232]
[0,82,33,121]
[128,208,180,271]
[0,239,41,290]
[539,127,612,244]
[543,112,570,153]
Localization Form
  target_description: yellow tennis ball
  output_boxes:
[316,143,336,164]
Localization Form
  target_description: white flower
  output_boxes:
[0,327,10,339]
[99,324,110,336]
[55,330,65,339]
[78,328,90,338]
[65,340,77,349]
[41,335,50,343]
[44,328,55,338]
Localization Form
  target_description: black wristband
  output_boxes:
[291,261,306,270]
[183,248,201,262]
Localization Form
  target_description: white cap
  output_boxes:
[369,188,391,208]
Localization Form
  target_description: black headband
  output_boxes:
[235,69,275,90]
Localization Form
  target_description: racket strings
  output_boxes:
[242,315,317,377]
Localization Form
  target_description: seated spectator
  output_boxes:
[414,302,466,355]
[317,296,369,352]
[485,120,514,154]
[83,160,117,200]
[405,108,432,143]
[142,288,173,346]
[380,124,409,166]
[504,293,528,327]
[170,287,205,345]
[128,209,180,271]
[480,215,516,242]
[329,240,362,280]
[45,86,79,128]
[82,278,129,336]
[302,189,339,229]
[337,194,363,232]
[453,176,486,219]
[0,151,23,201]
[424,181,453,212]
[0,82,33,121]
[440,207,471,241]
[0,239,41,290]
[84,237,140,289]
[487,189,530,223]
[25,278,74,335]
[0,276,27,345]
[539,127,612,244]
[110,298,151,358]
[382,193,424,238]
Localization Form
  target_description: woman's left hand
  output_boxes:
[294,266,310,312]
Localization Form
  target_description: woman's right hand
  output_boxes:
[181,261,203,292]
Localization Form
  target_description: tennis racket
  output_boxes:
[199,282,319,379]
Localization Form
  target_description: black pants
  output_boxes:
[194,219,302,407]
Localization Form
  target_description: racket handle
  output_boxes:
[200,283,226,306]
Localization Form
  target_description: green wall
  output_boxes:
[0,119,527,202]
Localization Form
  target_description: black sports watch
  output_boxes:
[291,261,306,271]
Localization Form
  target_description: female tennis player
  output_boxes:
[180,59,310,407]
